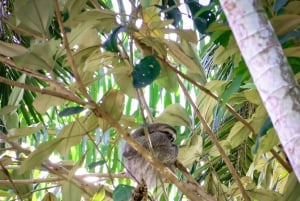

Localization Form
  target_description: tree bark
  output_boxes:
[219,0,300,181]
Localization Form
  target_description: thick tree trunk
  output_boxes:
[219,0,300,180]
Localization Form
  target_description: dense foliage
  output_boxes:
[0,0,300,200]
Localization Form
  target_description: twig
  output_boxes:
[270,149,292,172]
[0,177,64,185]
[0,162,23,200]
[53,0,94,103]
[175,160,215,200]
[0,76,86,106]
[177,77,250,201]
[1,18,44,40]
[0,56,77,100]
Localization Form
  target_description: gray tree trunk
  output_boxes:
[219,0,300,180]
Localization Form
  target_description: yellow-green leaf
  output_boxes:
[32,93,66,113]
[0,41,28,57]
[8,123,43,140]
[56,114,98,155]
[98,89,125,131]
[19,138,63,174]
[8,74,26,106]
[62,181,81,201]
[155,103,190,127]
[271,14,300,36]
[227,121,250,149]
[178,135,203,167]
[164,40,204,74]
[42,192,58,201]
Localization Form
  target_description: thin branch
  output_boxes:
[1,18,44,40]
[270,149,292,172]
[0,162,23,200]
[0,173,128,185]
[53,0,94,103]
[0,76,86,106]
[177,77,250,201]
[0,177,64,185]
[0,56,77,100]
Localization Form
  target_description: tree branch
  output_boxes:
[53,0,94,103]
[0,76,86,106]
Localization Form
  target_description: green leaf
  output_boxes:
[98,89,125,131]
[254,128,279,157]
[56,114,98,155]
[13,0,54,36]
[227,121,250,149]
[271,14,300,36]
[155,103,191,126]
[19,138,63,174]
[32,93,66,113]
[164,40,205,76]
[92,188,105,201]
[113,184,134,201]
[62,181,81,201]
[0,105,19,116]
[2,111,19,129]
[13,39,60,71]
[132,55,161,88]
[8,74,26,106]
[0,41,28,57]
[113,59,137,98]
[178,135,203,167]
[102,26,124,52]
[156,63,178,91]
[42,192,58,201]
[8,123,43,140]
[58,106,85,117]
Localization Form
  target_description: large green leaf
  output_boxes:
[132,55,161,88]
[98,89,125,131]
[13,39,61,71]
[32,93,66,113]
[62,181,81,201]
[0,41,28,57]
[8,123,43,140]
[112,59,137,98]
[12,0,54,36]
[155,103,191,126]
[19,138,63,174]
[113,184,133,201]
[56,114,98,155]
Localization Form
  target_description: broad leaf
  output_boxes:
[178,135,203,167]
[113,184,133,201]
[33,93,66,113]
[56,114,98,155]
[58,106,85,117]
[8,123,43,140]
[8,74,26,106]
[19,138,63,174]
[155,103,191,126]
[0,41,28,57]
[62,181,81,201]
[98,89,125,131]
[132,55,161,88]
[12,0,54,36]
[42,192,58,201]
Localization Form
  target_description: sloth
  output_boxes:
[122,123,178,188]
